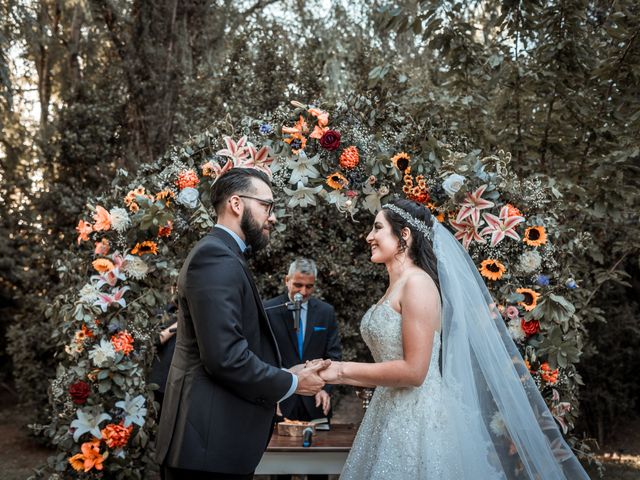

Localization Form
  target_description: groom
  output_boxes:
[155,167,329,479]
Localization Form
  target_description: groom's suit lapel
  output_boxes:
[209,228,284,367]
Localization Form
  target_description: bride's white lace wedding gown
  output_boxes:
[340,301,462,479]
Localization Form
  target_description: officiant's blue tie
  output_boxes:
[297,326,304,360]
[297,304,306,360]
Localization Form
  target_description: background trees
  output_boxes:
[1,0,638,446]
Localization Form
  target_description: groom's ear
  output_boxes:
[227,194,243,216]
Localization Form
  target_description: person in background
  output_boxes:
[149,300,178,413]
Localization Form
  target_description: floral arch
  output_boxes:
[40,96,587,476]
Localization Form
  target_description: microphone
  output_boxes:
[292,293,303,332]
[302,427,313,447]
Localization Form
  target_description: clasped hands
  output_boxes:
[290,359,344,396]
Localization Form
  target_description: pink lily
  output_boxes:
[216,136,249,165]
[480,205,525,247]
[449,217,486,250]
[112,252,126,270]
[242,145,274,177]
[211,159,234,177]
[91,268,126,288]
[455,185,495,225]
[93,286,130,312]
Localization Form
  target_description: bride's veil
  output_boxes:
[432,220,590,479]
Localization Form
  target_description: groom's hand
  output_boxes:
[294,359,331,396]
[289,358,329,375]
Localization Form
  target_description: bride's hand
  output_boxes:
[319,361,343,384]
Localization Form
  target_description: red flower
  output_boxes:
[319,130,341,151]
[520,318,540,336]
[69,381,91,405]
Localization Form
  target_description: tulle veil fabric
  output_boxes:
[432,221,589,479]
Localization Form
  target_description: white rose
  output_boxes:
[519,250,542,273]
[442,173,465,197]
[177,187,200,209]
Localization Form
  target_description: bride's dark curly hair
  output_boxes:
[382,198,440,292]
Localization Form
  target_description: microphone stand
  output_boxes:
[264,301,302,332]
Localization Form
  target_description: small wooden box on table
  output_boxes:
[255,424,357,475]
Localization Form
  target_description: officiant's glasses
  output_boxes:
[238,195,275,216]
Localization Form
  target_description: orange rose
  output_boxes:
[176,170,200,190]
[101,422,133,449]
[92,258,115,273]
[111,330,134,355]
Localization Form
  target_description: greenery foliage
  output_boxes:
[30,93,596,476]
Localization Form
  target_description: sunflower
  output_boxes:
[156,189,175,204]
[479,259,506,281]
[326,172,349,190]
[131,240,159,256]
[516,287,540,311]
[391,152,411,172]
[92,258,115,273]
[523,226,547,247]
[284,132,307,153]
[402,185,411,194]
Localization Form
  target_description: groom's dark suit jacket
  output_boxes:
[264,293,342,420]
[155,228,292,474]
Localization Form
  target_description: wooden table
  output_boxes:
[255,424,357,475]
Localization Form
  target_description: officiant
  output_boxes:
[265,258,342,423]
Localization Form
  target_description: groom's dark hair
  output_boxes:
[210,168,272,215]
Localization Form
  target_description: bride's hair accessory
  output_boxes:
[382,204,432,241]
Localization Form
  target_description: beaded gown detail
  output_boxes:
[340,301,461,480]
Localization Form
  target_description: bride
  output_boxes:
[319,199,590,479]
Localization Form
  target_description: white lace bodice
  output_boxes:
[361,301,441,367]
[340,302,460,480]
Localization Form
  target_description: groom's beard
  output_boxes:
[241,209,270,252]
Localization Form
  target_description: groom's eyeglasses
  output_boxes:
[238,195,275,216]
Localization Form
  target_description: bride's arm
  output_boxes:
[322,273,441,388]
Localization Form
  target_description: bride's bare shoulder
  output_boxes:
[404,268,438,291]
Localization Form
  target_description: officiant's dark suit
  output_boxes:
[155,168,299,478]
[265,293,342,420]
